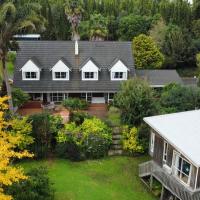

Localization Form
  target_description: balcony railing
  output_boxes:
[139,161,200,200]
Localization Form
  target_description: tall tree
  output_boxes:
[133,34,164,69]
[0,2,45,112]
[65,0,84,40]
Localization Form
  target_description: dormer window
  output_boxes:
[25,72,37,79]
[20,58,41,81]
[109,59,129,81]
[80,58,100,81]
[54,72,68,79]
[51,59,71,81]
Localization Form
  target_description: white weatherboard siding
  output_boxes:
[144,110,200,167]
[21,60,40,80]
[81,60,99,80]
[51,60,70,80]
[110,60,129,80]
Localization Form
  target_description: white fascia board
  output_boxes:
[110,60,129,72]
[51,60,71,72]
[20,60,40,72]
[80,60,100,72]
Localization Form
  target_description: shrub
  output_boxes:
[6,167,54,200]
[12,87,30,107]
[56,118,112,160]
[70,111,91,125]
[28,113,63,159]
[122,126,144,155]
[62,98,88,110]
[7,51,16,63]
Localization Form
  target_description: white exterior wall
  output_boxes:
[110,60,128,80]
[52,60,70,80]
[81,60,99,80]
[21,60,40,80]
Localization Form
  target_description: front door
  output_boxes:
[43,93,47,104]
[92,93,105,104]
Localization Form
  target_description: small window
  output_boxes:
[50,93,65,102]
[150,132,155,153]
[55,72,67,79]
[85,72,94,79]
[25,72,37,79]
[163,141,168,163]
[173,152,192,185]
[114,72,123,79]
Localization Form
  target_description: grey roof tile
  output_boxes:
[14,41,135,92]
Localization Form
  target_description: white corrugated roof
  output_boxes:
[144,110,200,167]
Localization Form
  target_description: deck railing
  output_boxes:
[139,161,200,200]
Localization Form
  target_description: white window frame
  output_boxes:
[150,132,155,153]
[172,151,192,186]
[53,71,69,80]
[163,141,168,163]
[23,71,39,80]
[50,93,68,102]
[82,71,98,81]
[111,72,127,80]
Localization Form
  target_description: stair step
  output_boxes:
[112,140,121,145]
[111,144,122,150]
[108,149,123,156]
[112,134,122,140]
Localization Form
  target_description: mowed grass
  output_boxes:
[20,156,156,200]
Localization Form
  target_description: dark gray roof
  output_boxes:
[14,41,135,92]
[79,57,101,71]
[136,69,183,87]
[182,77,197,87]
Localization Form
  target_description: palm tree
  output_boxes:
[65,0,84,41]
[0,2,45,112]
[89,13,108,41]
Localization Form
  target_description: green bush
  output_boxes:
[6,167,54,200]
[7,51,16,63]
[28,113,63,159]
[12,87,30,107]
[62,98,88,110]
[70,111,91,125]
[56,118,112,160]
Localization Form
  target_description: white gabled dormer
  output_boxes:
[109,59,129,81]
[51,59,71,81]
[20,58,41,80]
[80,58,100,81]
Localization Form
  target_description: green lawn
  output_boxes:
[20,156,156,200]
[0,61,14,83]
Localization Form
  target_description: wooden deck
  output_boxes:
[87,103,108,119]
[139,161,200,200]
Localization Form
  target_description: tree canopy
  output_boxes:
[133,34,164,69]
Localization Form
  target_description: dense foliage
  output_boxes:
[28,113,63,159]
[133,34,164,69]
[6,167,54,200]
[62,98,88,110]
[0,97,33,200]
[160,83,200,113]
[12,87,30,108]
[8,0,200,69]
[122,126,144,154]
[114,78,158,126]
[57,117,112,160]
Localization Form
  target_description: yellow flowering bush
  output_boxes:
[122,126,144,154]
[0,96,33,200]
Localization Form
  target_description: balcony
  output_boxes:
[139,161,200,200]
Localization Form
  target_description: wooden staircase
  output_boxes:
[108,127,123,156]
